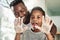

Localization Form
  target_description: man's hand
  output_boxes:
[14,17,28,33]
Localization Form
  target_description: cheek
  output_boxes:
[19,12,26,17]
[22,11,27,15]
[15,15,19,18]
[14,13,19,18]
[30,19,32,23]
[38,19,42,26]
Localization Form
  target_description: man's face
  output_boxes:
[14,3,27,18]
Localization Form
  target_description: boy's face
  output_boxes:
[30,10,43,28]
[14,3,27,18]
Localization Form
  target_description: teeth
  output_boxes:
[30,23,40,30]
[35,25,41,30]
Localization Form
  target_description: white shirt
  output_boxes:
[20,23,47,40]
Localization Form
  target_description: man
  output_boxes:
[10,0,30,40]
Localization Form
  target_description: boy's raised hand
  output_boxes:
[41,16,53,33]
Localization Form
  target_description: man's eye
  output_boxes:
[20,11,25,13]
[21,9,26,12]
[21,11,25,12]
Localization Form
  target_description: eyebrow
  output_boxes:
[22,7,26,10]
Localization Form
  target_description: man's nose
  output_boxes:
[19,12,23,16]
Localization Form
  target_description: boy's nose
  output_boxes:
[33,18,37,22]
[33,18,37,21]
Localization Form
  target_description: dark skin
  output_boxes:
[14,3,27,18]
[30,10,57,40]
[14,3,57,40]
[13,3,27,40]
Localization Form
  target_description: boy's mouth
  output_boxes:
[31,23,38,28]
[31,23,41,32]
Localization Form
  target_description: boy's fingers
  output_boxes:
[50,21,53,28]
[49,20,52,25]
[42,16,45,24]
[48,21,53,32]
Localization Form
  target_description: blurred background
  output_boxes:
[46,0,60,40]
[0,0,60,40]
[46,0,60,33]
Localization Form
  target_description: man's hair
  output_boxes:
[10,0,25,7]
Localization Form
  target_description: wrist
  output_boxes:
[16,32,23,35]
[45,32,54,40]
[45,32,51,36]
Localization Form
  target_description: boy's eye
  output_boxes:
[31,16,35,19]
[37,16,41,19]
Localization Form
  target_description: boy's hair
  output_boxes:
[10,0,25,7]
[31,7,45,17]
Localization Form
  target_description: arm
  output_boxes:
[14,18,21,40]
[15,33,20,40]
[46,23,57,40]
[46,32,54,40]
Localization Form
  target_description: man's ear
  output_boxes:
[25,7,27,12]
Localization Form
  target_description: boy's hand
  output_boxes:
[41,16,53,34]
